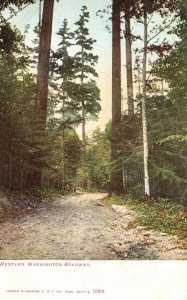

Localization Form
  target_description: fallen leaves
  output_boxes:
[156,211,165,218]
[103,195,187,241]
[177,210,186,218]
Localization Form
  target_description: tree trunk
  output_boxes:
[82,99,86,157]
[61,93,65,192]
[110,0,124,195]
[81,48,87,188]
[125,13,134,115]
[137,67,141,96]
[81,47,86,160]
[36,0,54,111]
[27,0,54,189]
[142,11,150,195]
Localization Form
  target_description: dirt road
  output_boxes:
[0,193,186,260]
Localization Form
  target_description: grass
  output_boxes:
[102,194,187,243]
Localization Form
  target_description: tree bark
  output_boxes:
[125,12,134,115]
[81,46,86,160]
[36,0,54,111]
[112,0,121,126]
[82,99,86,157]
[110,0,124,195]
[81,47,87,188]
[27,0,54,189]
[61,92,65,192]
[142,11,150,195]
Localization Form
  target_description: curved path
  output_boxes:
[0,193,186,260]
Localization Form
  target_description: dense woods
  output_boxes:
[0,0,187,208]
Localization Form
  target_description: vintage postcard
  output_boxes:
[0,0,186,299]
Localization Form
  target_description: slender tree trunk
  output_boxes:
[27,0,54,189]
[61,130,65,191]
[82,98,86,157]
[123,8,134,192]
[81,45,86,159]
[110,0,124,195]
[112,0,121,126]
[81,94,87,188]
[125,13,134,115]
[61,92,65,191]
[138,68,141,96]
[81,45,87,188]
[142,11,150,195]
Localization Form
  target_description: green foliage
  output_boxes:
[148,14,187,199]
[103,195,187,240]
[107,113,143,193]
[51,19,81,126]
[0,0,35,11]
[0,23,19,53]
[87,127,111,189]
[27,26,40,71]
[76,127,111,190]
[74,5,101,118]
[53,19,75,81]
[64,129,82,180]
[109,5,187,199]
[120,114,143,190]
[44,120,82,191]
[0,23,36,190]
[53,13,101,125]
[145,94,187,198]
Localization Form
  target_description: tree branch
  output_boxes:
[0,3,30,23]
[147,17,176,44]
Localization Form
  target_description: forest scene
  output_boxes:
[0,0,186,260]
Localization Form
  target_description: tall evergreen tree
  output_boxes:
[52,18,76,191]
[27,0,54,189]
[110,0,124,194]
[74,6,101,157]
[121,0,137,115]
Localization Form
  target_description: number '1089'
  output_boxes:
[93,289,105,293]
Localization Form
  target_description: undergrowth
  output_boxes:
[102,194,187,242]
